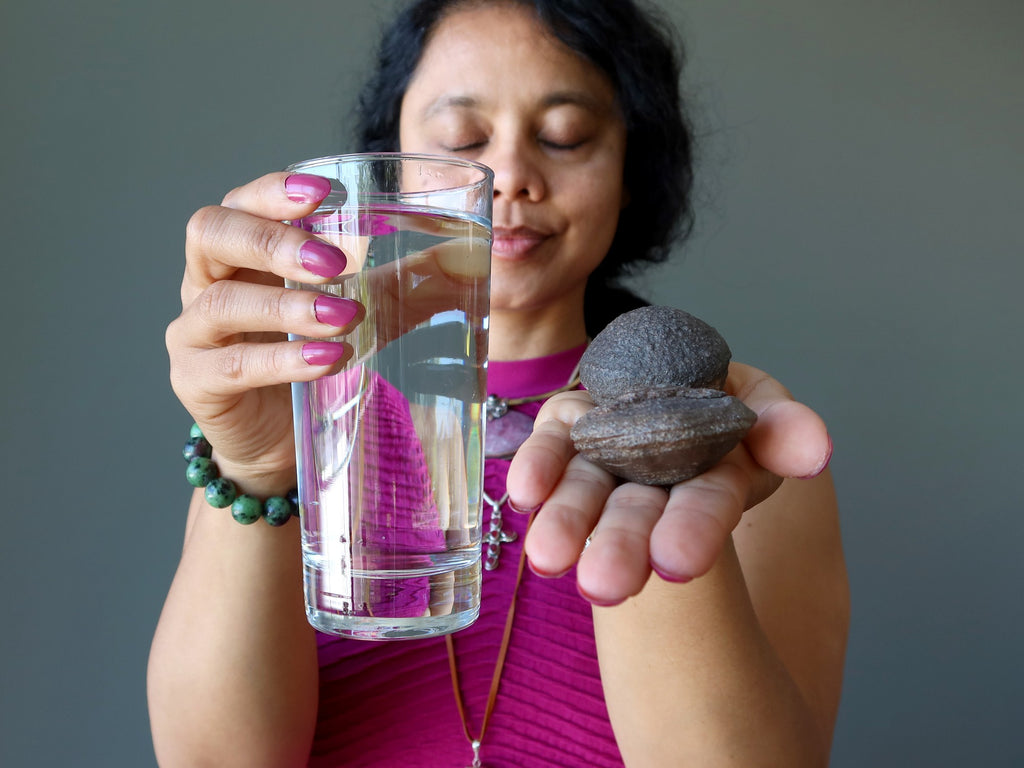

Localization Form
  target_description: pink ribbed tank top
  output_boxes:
[309,344,623,767]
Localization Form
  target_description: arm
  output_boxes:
[506,364,849,766]
[594,473,847,767]
[148,490,319,768]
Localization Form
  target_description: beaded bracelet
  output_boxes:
[182,423,298,526]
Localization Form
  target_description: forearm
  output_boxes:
[595,540,828,768]
[148,490,319,768]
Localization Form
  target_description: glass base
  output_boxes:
[307,605,480,641]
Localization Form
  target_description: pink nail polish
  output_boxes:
[302,342,346,366]
[507,498,541,515]
[285,174,331,203]
[299,240,347,278]
[651,562,693,584]
[527,561,570,579]
[313,295,359,328]
[577,583,625,607]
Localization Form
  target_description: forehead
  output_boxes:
[402,3,618,115]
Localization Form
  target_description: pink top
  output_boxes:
[309,344,623,767]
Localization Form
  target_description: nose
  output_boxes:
[483,137,546,204]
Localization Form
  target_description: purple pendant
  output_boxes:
[484,409,535,458]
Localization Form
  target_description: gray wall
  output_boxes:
[1,1,1020,765]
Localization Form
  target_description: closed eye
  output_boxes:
[444,141,487,152]
[540,138,586,151]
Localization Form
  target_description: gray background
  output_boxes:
[1,0,1020,765]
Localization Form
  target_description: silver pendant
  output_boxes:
[482,491,517,570]
[485,523,518,571]
[484,407,535,459]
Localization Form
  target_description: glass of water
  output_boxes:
[286,153,493,640]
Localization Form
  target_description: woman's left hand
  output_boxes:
[504,362,833,605]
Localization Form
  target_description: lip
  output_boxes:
[491,226,549,259]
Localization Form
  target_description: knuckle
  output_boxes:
[212,341,292,389]
[165,331,190,399]
[194,281,235,328]
[193,281,294,331]
[268,343,296,375]
[611,482,668,507]
[250,219,290,267]
[536,391,592,425]
[185,205,224,255]
[257,286,291,324]
[164,315,187,355]
[213,345,247,384]
[168,362,189,401]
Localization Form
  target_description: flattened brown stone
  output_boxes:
[570,387,756,486]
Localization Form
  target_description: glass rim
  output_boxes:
[285,151,494,191]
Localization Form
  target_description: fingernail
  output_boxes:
[299,240,347,278]
[651,562,693,584]
[799,434,834,480]
[508,498,541,515]
[301,342,346,366]
[313,295,359,328]
[285,173,331,203]
[528,561,570,579]
[577,583,625,607]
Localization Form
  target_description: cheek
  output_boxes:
[567,173,625,249]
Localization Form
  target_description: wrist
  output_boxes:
[183,425,298,526]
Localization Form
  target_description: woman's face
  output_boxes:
[399,2,628,318]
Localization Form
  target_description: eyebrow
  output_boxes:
[422,89,612,118]
[542,90,609,112]
[423,95,479,118]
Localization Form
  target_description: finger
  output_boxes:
[172,338,352,403]
[648,458,751,582]
[575,483,667,605]
[183,205,350,304]
[523,453,617,578]
[223,173,469,238]
[171,280,364,347]
[221,171,333,218]
[728,362,833,480]
[505,390,595,511]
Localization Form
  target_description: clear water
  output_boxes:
[289,204,490,640]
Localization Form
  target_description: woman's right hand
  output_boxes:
[166,172,365,493]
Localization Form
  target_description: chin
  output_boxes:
[488,289,542,313]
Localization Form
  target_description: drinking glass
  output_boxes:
[286,153,493,640]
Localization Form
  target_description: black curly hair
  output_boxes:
[354,0,695,334]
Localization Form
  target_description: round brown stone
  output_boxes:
[580,306,732,404]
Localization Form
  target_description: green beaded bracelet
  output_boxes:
[182,424,298,527]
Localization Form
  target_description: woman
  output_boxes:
[149,1,849,765]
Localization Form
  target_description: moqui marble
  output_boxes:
[571,306,757,486]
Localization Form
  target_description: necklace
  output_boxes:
[449,347,585,764]
[484,356,584,459]
[447,509,536,768]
